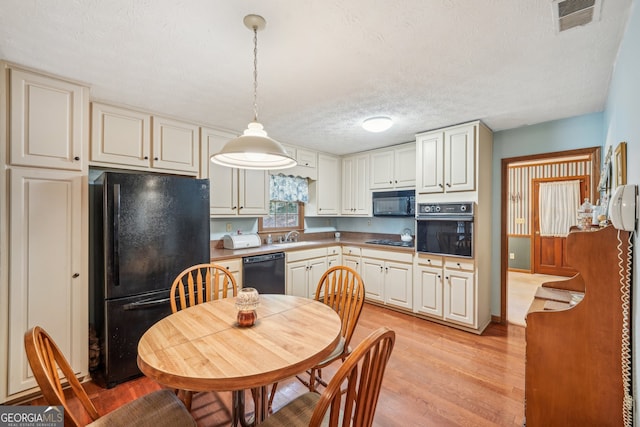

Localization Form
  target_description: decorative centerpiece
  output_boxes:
[235,287,260,327]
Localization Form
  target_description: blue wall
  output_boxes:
[602,0,640,397]
[490,112,605,312]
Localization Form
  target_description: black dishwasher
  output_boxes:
[243,252,286,294]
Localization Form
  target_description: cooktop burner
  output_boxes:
[365,239,414,248]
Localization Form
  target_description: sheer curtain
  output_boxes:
[539,180,580,237]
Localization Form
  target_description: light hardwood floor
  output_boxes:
[26,303,527,426]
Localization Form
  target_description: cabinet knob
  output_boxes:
[438,183,444,188]
[379,266,383,272]
[72,273,80,278]
[144,156,149,160]
[154,157,159,161]
[389,180,393,184]
[446,183,451,187]
[240,206,244,209]
[74,156,80,161]
[395,180,398,183]
[437,274,441,279]
[456,262,461,267]
[232,206,237,210]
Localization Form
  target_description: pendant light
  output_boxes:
[211,14,296,170]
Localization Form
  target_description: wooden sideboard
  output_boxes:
[525,225,633,426]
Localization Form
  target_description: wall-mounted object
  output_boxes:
[614,142,627,188]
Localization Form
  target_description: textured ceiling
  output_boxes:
[0,0,632,155]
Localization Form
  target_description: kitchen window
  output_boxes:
[259,201,304,232]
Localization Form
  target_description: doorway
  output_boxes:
[500,147,601,325]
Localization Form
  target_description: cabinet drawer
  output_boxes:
[327,246,341,256]
[444,258,474,271]
[341,246,361,257]
[415,254,443,267]
[286,247,328,263]
[361,248,413,264]
[218,258,241,273]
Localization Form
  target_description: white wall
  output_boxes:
[602,0,640,400]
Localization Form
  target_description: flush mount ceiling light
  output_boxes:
[211,14,296,170]
[362,116,393,133]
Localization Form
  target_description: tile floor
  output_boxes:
[507,271,567,326]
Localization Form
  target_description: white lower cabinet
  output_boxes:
[217,258,243,291]
[286,248,328,298]
[341,246,361,273]
[414,255,476,328]
[7,168,88,396]
[327,246,341,268]
[361,249,412,309]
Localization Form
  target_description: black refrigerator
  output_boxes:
[89,171,210,388]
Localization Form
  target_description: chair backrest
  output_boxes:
[314,266,365,352]
[170,263,238,313]
[24,326,100,427]
[310,327,396,427]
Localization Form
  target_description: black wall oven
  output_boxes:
[416,202,474,258]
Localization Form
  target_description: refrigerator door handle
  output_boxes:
[123,297,172,310]
[113,183,121,286]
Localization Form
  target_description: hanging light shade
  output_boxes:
[211,14,296,170]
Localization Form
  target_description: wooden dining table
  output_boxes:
[137,294,342,426]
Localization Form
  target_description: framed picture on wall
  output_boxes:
[614,142,627,187]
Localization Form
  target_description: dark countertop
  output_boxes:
[210,232,415,261]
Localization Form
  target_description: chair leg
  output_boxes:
[266,383,278,414]
[176,389,193,411]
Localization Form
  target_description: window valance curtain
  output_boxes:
[539,180,580,237]
[269,174,309,203]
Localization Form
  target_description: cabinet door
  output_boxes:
[417,132,444,194]
[353,154,370,215]
[443,269,475,326]
[286,260,309,297]
[393,144,416,188]
[308,257,328,298]
[361,258,384,302]
[444,125,475,192]
[151,116,199,174]
[238,169,269,216]
[218,258,243,289]
[414,265,443,317]
[343,255,361,273]
[384,262,412,309]
[91,102,151,168]
[202,128,240,216]
[10,68,86,171]
[341,156,355,214]
[8,168,87,395]
[369,150,394,189]
[315,154,340,215]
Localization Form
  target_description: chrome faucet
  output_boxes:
[283,230,299,242]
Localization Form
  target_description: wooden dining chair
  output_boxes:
[267,265,365,411]
[169,262,238,410]
[24,326,195,427]
[170,262,238,313]
[261,327,396,427]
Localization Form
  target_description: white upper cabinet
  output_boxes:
[369,143,416,190]
[9,66,88,171]
[416,121,492,198]
[274,145,317,180]
[201,127,269,217]
[307,153,340,216]
[341,153,370,215]
[91,102,199,175]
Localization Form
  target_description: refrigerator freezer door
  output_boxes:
[97,172,210,299]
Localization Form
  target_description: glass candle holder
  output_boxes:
[235,287,260,327]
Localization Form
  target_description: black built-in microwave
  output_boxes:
[372,190,415,217]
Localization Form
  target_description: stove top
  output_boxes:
[365,239,414,248]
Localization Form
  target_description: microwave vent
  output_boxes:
[552,0,601,32]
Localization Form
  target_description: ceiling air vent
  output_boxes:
[552,0,602,32]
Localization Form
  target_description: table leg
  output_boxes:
[231,386,269,427]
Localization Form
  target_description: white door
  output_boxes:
[151,116,200,174]
[238,169,269,216]
[8,168,87,395]
[286,260,309,297]
[393,145,416,188]
[362,258,384,302]
[369,150,394,189]
[444,269,475,326]
[307,257,328,298]
[414,265,443,317]
[10,68,86,171]
[384,262,412,309]
[417,132,444,194]
[444,125,475,192]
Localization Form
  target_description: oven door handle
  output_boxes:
[417,215,474,221]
